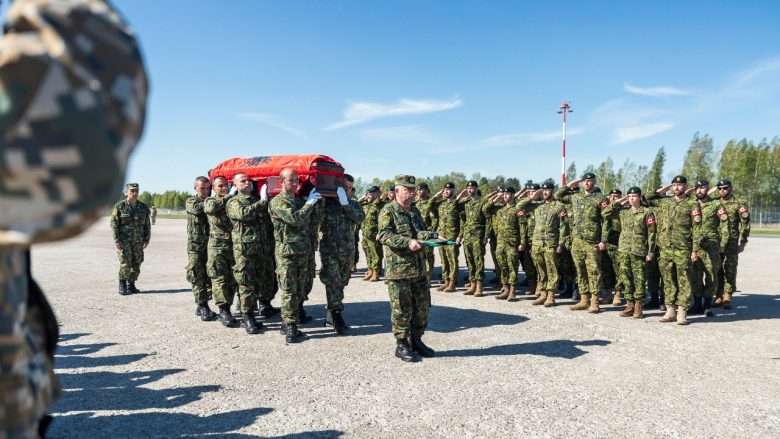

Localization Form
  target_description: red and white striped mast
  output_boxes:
[557,101,573,186]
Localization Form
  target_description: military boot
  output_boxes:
[325,310,349,334]
[659,305,677,323]
[587,293,600,314]
[443,280,456,293]
[362,269,373,281]
[676,305,688,325]
[258,301,274,319]
[612,291,623,306]
[712,293,724,308]
[531,290,548,306]
[473,283,484,297]
[369,270,381,282]
[495,286,510,300]
[722,292,733,309]
[410,336,435,358]
[283,323,303,343]
[703,297,714,317]
[570,292,590,311]
[218,305,238,327]
[298,302,313,323]
[559,283,574,299]
[688,296,704,315]
[436,281,448,292]
[506,286,518,302]
[197,302,217,321]
[395,339,419,362]
[619,301,635,317]
[118,280,128,296]
[633,301,644,319]
[544,290,556,307]
[242,313,263,334]
[127,282,140,294]
[646,293,660,309]
[464,282,472,289]
[527,283,537,296]
[603,290,614,305]
[463,283,477,296]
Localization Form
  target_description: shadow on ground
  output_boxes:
[136,288,190,294]
[437,339,610,359]
[691,293,780,323]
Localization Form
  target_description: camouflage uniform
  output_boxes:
[226,193,269,313]
[415,196,439,277]
[483,202,502,282]
[186,195,212,304]
[602,202,657,302]
[260,205,277,303]
[111,197,151,283]
[0,0,148,434]
[691,198,729,299]
[716,194,750,296]
[647,194,702,308]
[491,199,527,286]
[270,192,316,324]
[436,198,462,284]
[458,197,486,283]
[205,195,236,308]
[377,201,436,340]
[557,205,577,285]
[304,203,324,300]
[360,199,385,272]
[531,200,568,291]
[518,201,542,287]
[319,197,365,311]
[601,211,623,292]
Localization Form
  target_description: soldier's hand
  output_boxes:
[143,241,149,249]
[645,255,653,262]
[555,246,563,254]
[518,244,524,252]
[597,242,606,251]
[685,187,695,196]
[567,179,581,188]
[409,239,422,252]
[115,242,124,250]
[657,184,672,194]
[260,184,269,202]
[690,251,698,262]
[708,187,718,196]
[738,243,746,253]
[455,237,462,245]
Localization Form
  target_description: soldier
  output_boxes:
[351,186,361,272]
[205,176,238,327]
[359,186,384,282]
[645,184,666,310]
[415,183,439,281]
[602,187,657,319]
[226,173,269,334]
[377,175,439,362]
[270,168,322,343]
[434,182,462,292]
[490,187,528,301]
[318,174,365,333]
[258,189,279,318]
[602,188,624,306]
[518,184,542,296]
[555,173,608,313]
[647,176,702,325]
[186,176,216,321]
[150,205,158,225]
[483,188,503,285]
[111,183,151,295]
[457,181,487,296]
[688,179,729,317]
[529,182,567,307]
[302,192,325,322]
[714,178,750,309]
[0,0,148,434]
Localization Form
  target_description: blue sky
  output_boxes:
[111,0,780,192]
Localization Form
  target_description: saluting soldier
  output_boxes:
[457,181,488,296]
[602,188,625,306]
[111,183,151,295]
[689,180,729,317]
[529,182,568,307]
[713,178,750,309]
[433,182,462,292]
[186,176,216,321]
[489,187,531,301]
[414,182,439,281]
[518,183,543,296]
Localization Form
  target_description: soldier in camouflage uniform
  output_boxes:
[377,175,438,362]
[318,174,365,334]
[602,189,625,306]
[259,196,278,317]
[529,182,567,307]
[186,176,216,321]
[647,176,703,325]
[0,0,148,434]
[432,182,462,292]
[555,173,608,313]
[689,180,729,317]
[602,187,657,319]
[457,181,487,296]
[301,199,324,322]
[489,187,531,301]
[270,168,322,343]
[226,173,270,334]
[557,202,577,299]
[111,183,151,295]
[360,186,384,282]
[205,176,238,327]
[714,178,750,309]
[414,183,439,281]
[518,184,542,296]
[483,190,503,285]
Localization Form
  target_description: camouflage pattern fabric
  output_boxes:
[318,198,365,311]
[691,198,728,298]
[659,248,693,307]
[414,196,438,278]
[186,196,212,304]
[716,194,750,294]
[437,198,461,282]
[227,193,269,313]
[260,207,277,302]
[555,187,607,294]
[618,252,647,301]
[483,201,502,282]
[459,197,486,282]
[493,200,524,285]
[303,202,324,300]
[0,0,148,435]
[602,202,657,295]
[517,202,540,286]
[205,196,236,308]
[530,199,567,291]
[532,246,559,291]
[360,199,385,270]
[111,199,151,282]
[388,278,430,340]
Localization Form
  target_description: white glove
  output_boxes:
[336,187,348,206]
[306,189,321,205]
[260,184,268,202]
[228,185,238,196]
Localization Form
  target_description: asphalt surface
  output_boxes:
[33,218,780,438]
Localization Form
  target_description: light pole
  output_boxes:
[557,101,573,186]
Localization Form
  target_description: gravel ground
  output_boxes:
[33,218,780,438]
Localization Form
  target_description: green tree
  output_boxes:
[644,146,666,193]
[682,132,715,181]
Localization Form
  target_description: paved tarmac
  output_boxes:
[33,218,780,438]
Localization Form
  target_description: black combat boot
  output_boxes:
[703,297,714,317]
[197,302,217,321]
[118,280,128,296]
[284,323,302,343]
[688,296,704,315]
[325,310,349,334]
[410,336,435,358]
[127,282,140,294]
[298,302,313,323]
[242,313,263,334]
[395,339,420,362]
[218,305,237,327]
[258,301,274,319]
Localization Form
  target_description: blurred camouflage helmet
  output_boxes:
[0,0,149,244]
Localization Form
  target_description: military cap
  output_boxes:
[393,175,416,189]
[695,179,709,189]
[582,172,596,180]
[367,186,380,194]
[416,182,429,190]
[528,183,541,190]
[126,183,139,190]
[496,186,506,193]
[541,182,555,189]
[466,180,478,187]
[593,187,602,194]
[717,178,732,188]
[627,186,641,195]
[672,175,688,184]
[444,182,455,189]
[609,188,622,196]
[386,185,396,191]
[570,186,581,193]
[505,186,516,193]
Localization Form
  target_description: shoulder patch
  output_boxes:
[691,209,701,217]
[599,201,608,208]
[717,208,727,216]
[516,210,525,217]
[738,206,748,213]
[645,217,655,224]
[559,210,567,218]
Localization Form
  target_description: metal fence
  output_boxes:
[751,209,780,229]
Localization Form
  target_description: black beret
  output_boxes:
[627,186,641,195]
[717,178,732,188]
[367,186,380,193]
[672,175,688,184]
[695,179,709,189]
[386,185,395,191]
[582,172,596,180]
[416,182,429,190]
[529,183,541,190]
[467,180,478,187]
[444,182,455,189]
[541,182,555,189]
[505,186,516,193]
[609,188,622,196]
[496,186,505,193]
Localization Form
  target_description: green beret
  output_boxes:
[627,186,641,195]
[582,172,596,180]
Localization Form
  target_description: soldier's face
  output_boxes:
[386,191,395,200]
[696,186,709,199]
[467,186,477,196]
[719,186,731,197]
[628,194,641,206]
[542,189,553,199]
[502,192,512,203]
[194,180,211,199]
[281,171,298,194]
[395,187,415,206]
[213,178,228,196]
[126,188,138,201]
[583,179,595,191]
[443,188,453,198]
[234,174,252,195]
[343,180,354,193]
[672,183,686,196]
[416,188,429,198]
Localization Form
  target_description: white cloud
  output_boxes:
[486,128,584,146]
[624,83,692,97]
[238,112,307,139]
[358,125,441,144]
[324,97,462,131]
[611,122,675,144]
[737,58,780,83]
